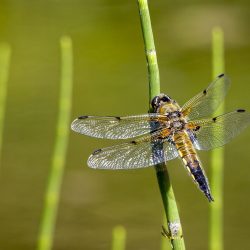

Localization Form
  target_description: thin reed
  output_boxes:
[0,43,11,168]
[137,1,185,249]
[160,216,171,250]
[209,27,225,250]
[111,225,127,250]
[37,36,73,250]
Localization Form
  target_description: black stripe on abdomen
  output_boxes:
[186,159,214,202]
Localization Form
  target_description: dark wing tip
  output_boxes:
[78,115,89,119]
[237,109,246,113]
[218,73,225,78]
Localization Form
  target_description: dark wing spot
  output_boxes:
[92,149,102,155]
[115,116,121,120]
[212,117,217,122]
[130,140,137,145]
[203,89,207,95]
[78,115,88,119]
[237,109,246,113]
[218,73,224,78]
[194,125,201,131]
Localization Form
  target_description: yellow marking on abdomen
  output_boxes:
[174,131,214,201]
[174,131,196,159]
[174,131,200,180]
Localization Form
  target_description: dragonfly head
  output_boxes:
[151,94,172,112]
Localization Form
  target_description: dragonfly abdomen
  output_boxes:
[174,132,214,202]
[184,157,214,202]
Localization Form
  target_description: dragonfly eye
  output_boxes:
[161,95,171,103]
[151,94,171,111]
[151,96,160,110]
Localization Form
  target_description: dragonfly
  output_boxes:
[71,74,250,202]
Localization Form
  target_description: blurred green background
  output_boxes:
[0,0,250,249]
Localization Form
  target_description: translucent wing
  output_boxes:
[181,74,230,120]
[71,114,168,139]
[187,110,250,150]
[87,129,178,169]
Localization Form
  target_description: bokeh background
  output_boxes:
[0,0,250,249]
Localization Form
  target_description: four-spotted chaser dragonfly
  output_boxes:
[71,74,250,202]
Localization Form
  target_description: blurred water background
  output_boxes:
[0,0,250,249]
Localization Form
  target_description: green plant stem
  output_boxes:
[160,215,170,250]
[111,225,127,250]
[137,1,185,249]
[137,0,160,99]
[0,43,11,168]
[210,27,225,250]
[37,36,73,250]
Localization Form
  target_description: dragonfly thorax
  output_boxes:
[168,111,186,131]
[166,111,181,119]
[172,120,185,130]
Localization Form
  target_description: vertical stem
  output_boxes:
[210,27,224,250]
[161,215,171,250]
[157,169,185,249]
[0,43,11,169]
[137,1,185,249]
[37,36,73,250]
[111,225,127,250]
[137,0,160,99]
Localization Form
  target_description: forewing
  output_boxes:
[187,110,250,150]
[71,114,168,139]
[87,130,178,169]
[181,74,230,120]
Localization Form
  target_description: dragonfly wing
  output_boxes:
[87,129,178,169]
[187,109,250,150]
[71,114,168,139]
[181,74,230,120]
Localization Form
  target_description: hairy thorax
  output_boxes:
[159,103,187,133]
